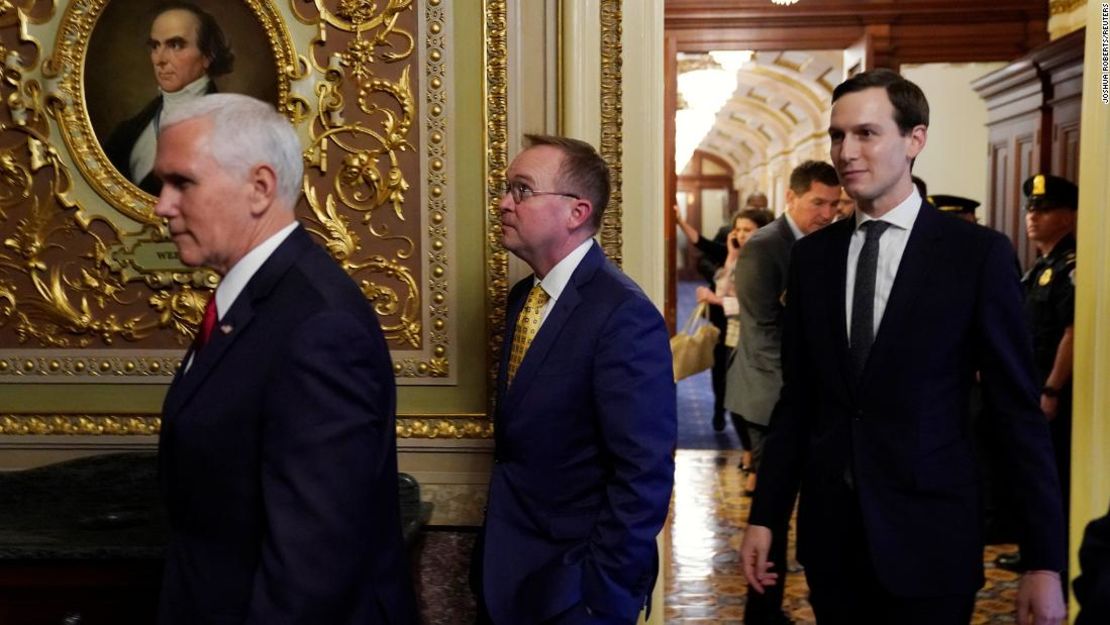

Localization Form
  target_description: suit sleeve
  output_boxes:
[975,235,1066,572]
[734,235,786,372]
[583,295,677,619]
[748,245,810,529]
[247,310,394,623]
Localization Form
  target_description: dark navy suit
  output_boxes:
[157,226,417,624]
[750,204,1064,607]
[476,242,676,624]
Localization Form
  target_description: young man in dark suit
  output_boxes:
[473,135,676,625]
[739,69,1066,625]
[154,93,416,624]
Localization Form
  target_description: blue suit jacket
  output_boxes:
[478,242,677,624]
[157,226,417,624]
[750,203,1065,596]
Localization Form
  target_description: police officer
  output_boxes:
[998,173,1078,573]
[929,194,980,224]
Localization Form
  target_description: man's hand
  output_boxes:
[1015,570,1066,625]
[739,524,778,593]
[1040,394,1059,421]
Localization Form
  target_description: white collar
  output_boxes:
[784,211,805,240]
[213,222,299,319]
[854,188,921,232]
[534,238,594,300]
[161,76,210,106]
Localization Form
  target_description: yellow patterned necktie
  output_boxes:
[507,284,550,384]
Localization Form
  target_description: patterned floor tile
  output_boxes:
[665,449,1021,624]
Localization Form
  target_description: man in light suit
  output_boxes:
[725,160,839,625]
[473,135,676,625]
[154,93,416,624]
[740,69,1066,625]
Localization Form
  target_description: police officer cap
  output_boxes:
[1023,174,1078,211]
[929,194,979,215]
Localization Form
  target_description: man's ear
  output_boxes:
[567,198,595,230]
[907,124,928,159]
[247,163,278,216]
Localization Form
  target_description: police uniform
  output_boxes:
[996,174,1079,574]
[1023,233,1076,383]
[1022,173,1078,544]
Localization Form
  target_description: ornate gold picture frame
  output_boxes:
[0,0,453,389]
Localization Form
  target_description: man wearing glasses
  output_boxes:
[471,134,676,625]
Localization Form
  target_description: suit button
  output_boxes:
[585,607,593,616]
[855,409,864,420]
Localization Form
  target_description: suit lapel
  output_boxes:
[162,226,312,418]
[859,203,941,387]
[818,219,856,402]
[502,243,602,413]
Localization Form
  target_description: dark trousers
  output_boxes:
[805,487,976,625]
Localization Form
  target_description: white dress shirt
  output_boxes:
[532,238,594,329]
[845,190,922,340]
[129,76,211,184]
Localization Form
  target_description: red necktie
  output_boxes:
[196,297,218,351]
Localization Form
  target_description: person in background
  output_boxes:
[740,68,1065,625]
[153,93,416,624]
[688,191,773,431]
[678,208,774,462]
[474,134,676,625]
[930,194,980,224]
[997,174,1079,576]
[727,160,840,625]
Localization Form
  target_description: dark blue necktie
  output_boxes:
[849,220,891,379]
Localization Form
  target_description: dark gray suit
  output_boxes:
[723,214,796,622]
[724,215,796,426]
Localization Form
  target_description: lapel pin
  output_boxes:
[220,324,233,335]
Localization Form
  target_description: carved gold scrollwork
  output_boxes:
[301,1,430,361]
[483,0,508,412]
[0,413,160,435]
[396,416,493,439]
[0,0,451,390]
[0,0,298,360]
[599,0,622,265]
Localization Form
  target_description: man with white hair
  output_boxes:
[154,93,417,624]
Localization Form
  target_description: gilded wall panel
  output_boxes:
[0,0,456,400]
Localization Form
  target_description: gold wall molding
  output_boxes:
[483,0,509,413]
[0,0,456,385]
[1049,0,1085,16]
[0,413,160,435]
[0,412,493,438]
[599,0,623,266]
[0,351,178,380]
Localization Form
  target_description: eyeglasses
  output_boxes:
[500,180,580,204]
